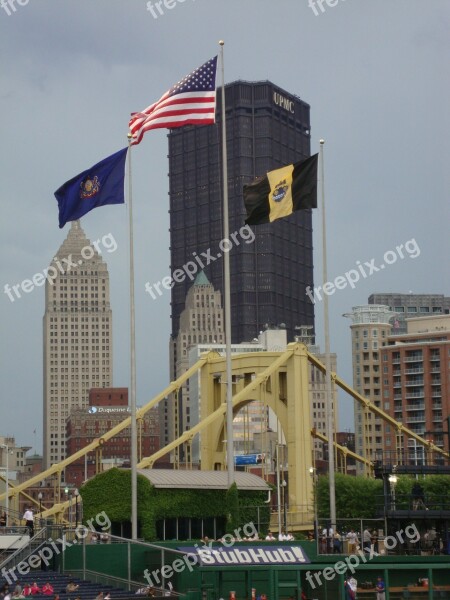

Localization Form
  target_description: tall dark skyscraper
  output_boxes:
[168,80,314,350]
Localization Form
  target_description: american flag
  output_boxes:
[129,56,218,145]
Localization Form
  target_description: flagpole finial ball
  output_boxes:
[127,133,133,140]
[320,139,325,145]
[219,40,224,46]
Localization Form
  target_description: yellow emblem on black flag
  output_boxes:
[243,154,318,226]
[267,164,294,222]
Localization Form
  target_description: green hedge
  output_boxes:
[316,473,450,519]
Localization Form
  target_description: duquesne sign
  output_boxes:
[178,545,310,566]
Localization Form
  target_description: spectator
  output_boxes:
[41,584,54,596]
[375,575,386,600]
[371,530,379,554]
[411,482,427,510]
[344,573,357,599]
[0,512,6,527]
[322,524,334,553]
[13,587,22,596]
[100,532,109,543]
[346,529,359,554]
[362,527,372,554]
[30,584,40,596]
[66,583,79,594]
[278,527,294,541]
[265,530,276,541]
[95,592,104,600]
[90,532,99,544]
[22,587,31,598]
[23,508,34,537]
[333,531,342,554]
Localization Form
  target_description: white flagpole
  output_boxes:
[127,133,138,539]
[320,139,336,531]
[219,40,235,486]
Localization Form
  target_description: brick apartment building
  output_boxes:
[65,388,159,486]
[381,315,450,461]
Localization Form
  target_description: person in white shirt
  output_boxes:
[278,528,294,541]
[23,507,34,536]
[322,525,334,553]
[363,527,372,553]
[346,529,359,554]
[265,530,276,541]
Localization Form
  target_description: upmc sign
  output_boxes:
[273,91,295,113]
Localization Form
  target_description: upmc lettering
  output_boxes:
[273,92,294,113]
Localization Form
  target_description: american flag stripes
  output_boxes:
[129,56,218,145]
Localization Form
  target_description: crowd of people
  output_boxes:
[317,524,383,555]
[0,580,107,600]
[199,527,296,544]
[0,583,60,600]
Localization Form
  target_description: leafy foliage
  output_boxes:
[317,473,382,520]
[316,473,450,519]
[80,468,269,541]
[225,483,240,533]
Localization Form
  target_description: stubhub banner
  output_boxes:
[177,545,310,566]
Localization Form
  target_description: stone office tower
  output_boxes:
[43,221,112,469]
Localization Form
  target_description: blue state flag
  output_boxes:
[55,147,128,228]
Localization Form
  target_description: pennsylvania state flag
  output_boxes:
[55,148,128,229]
[243,154,318,225]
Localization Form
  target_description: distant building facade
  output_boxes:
[369,293,450,335]
[308,346,338,463]
[43,221,113,469]
[294,327,338,463]
[66,388,159,486]
[0,437,31,516]
[344,305,395,474]
[164,272,225,461]
[335,431,356,476]
[381,315,450,460]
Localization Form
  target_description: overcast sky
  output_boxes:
[1,0,449,455]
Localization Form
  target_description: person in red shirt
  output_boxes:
[30,584,41,595]
[41,584,53,596]
[22,586,32,597]
[41,581,55,596]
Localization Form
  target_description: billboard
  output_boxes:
[234,453,265,466]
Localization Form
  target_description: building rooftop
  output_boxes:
[137,469,269,491]
[192,270,211,286]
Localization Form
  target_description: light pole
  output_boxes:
[388,474,397,511]
[1,443,13,527]
[281,480,287,529]
[38,492,43,528]
[74,489,79,527]
[276,444,282,536]
[309,466,318,539]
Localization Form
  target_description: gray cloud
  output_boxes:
[0,0,448,453]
